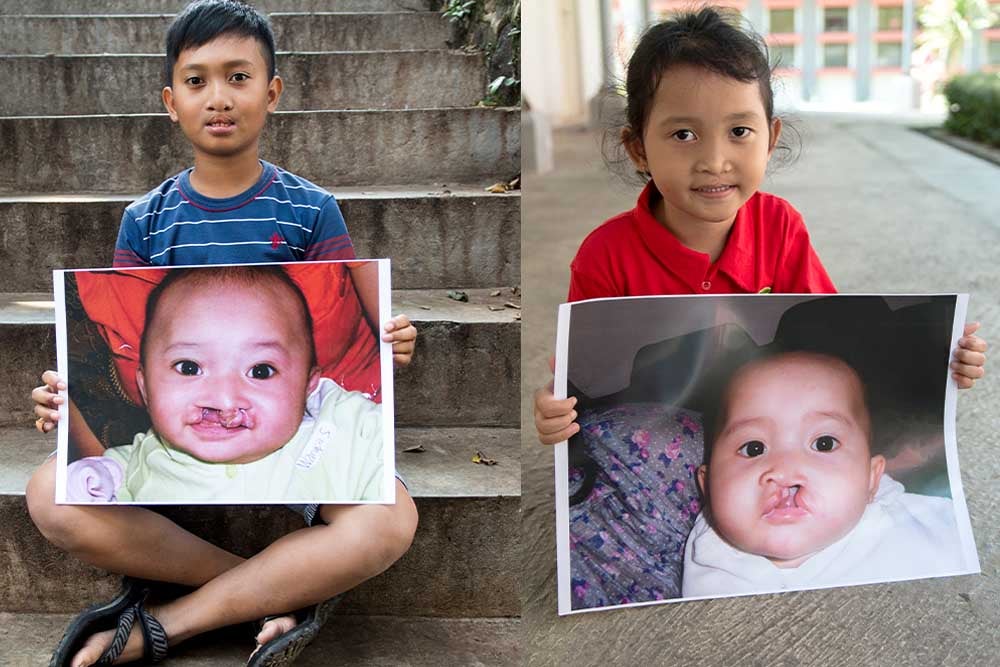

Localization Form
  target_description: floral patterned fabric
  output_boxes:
[568,403,705,610]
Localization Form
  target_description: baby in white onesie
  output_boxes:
[682,351,967,597]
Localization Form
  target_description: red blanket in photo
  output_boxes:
[75,262,382,406]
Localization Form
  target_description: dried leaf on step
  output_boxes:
[488,305,504,311]
[472,450,497,465]
[403,445,426,454]
[504,302,521,310]
[447,290,469,302]
[486,182,509,193]
[419,305,432,310]
[514,311,521,320]
[490,289,502,297]
[510,286,521,296]
[507,174,521,190]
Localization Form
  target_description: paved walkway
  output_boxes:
[522,113,1000,666]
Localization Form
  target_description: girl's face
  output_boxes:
[625,64,780,236]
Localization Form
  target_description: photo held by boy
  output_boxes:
[3,0,521,664]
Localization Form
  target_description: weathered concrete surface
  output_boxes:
[522,118,1000,664]
[0,12,449,54]
[1,493,518,616]
[0,51,485,116]
[0,613,519,666]
[0,0,438,12]
[0,289,520,427]
[0,190,520,291]
[0,108,521,193]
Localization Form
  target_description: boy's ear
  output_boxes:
[136,367,148,407]
[867,454,886,501]
[306,366,321,396]
[266,75,283,113]
[767,116,783,155]
[696,464,708,496]
[621,127,649,174]
[162,87,178,122]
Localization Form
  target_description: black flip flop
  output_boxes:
[246,594,343,667]
[49,577,149,667]
[95,597,169,665]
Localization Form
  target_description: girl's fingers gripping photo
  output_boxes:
[953,323,987,388]
[534,383,580,445]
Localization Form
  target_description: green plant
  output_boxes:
[943,72,1000,147]
[918,0,998,75]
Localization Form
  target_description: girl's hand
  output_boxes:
[383,314,417,367]
[31,370,65,433]
[953,322,987,389]
[534,357,580,445]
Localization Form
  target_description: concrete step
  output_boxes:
[0,108,520,194]
[0,11,451,54]
[0,423,519,617]
[0,0,439,13]
[0,188,520,291]
[0,51,485,116]
[1,613,519,666]
[0,288,521,428]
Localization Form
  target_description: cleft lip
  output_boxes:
[762,484,809,517]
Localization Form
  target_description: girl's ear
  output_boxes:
[621,127,649,174]
[867,454,886,501]
[767,116,783,155]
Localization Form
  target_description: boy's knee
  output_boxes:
[387,489,419,558]
[26,459,88,553]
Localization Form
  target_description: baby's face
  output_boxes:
[699,353,884,568]
[137,278,318,464]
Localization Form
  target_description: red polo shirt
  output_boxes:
[568,183,836,301]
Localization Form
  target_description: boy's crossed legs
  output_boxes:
[27,458,417,666]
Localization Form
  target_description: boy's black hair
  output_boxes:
[165,0,276,85]
[138,265,317,370]
[605,6,798,178]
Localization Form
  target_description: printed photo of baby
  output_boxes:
[53,260,394,505]
[554,294,980,614]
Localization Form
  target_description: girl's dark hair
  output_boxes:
[138,265,316,370]
[605,6,799,177]
[165,0,276,85]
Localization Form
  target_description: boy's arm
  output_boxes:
[348,262,416,368]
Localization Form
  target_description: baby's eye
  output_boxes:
[173,360,201,376]
[230,72,250,82]
[737,440,766,457]
[249,364,277,380]
[672,129,697,142]
[811,435,840,452]
[731,126,753,138]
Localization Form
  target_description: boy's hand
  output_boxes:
[953,322,987,389]
[384,314,417,367]
[534,357,580,445]
[31,370,65,433]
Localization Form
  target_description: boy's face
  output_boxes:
[625,65,780,233]
[698,353,885,568]
[137,278,319,464]
[162,34,282,160]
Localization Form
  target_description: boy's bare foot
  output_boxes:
[68,603,165,667]
[255,613,299,645]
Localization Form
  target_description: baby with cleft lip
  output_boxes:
[66,264,384,503]
[682,350,968,597]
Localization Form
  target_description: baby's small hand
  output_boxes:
[31,370,65,433]
[383,314,417,367]
[952,322,987,389]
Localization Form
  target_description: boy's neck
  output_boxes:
[653,197,734,263]
[188,149,264,199]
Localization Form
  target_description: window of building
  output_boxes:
[823,43,850,67]
[877,6,903,31]
[770,44,797,68]
[824,7,850,32]
[989,39,1000,65]
[876,41,903,67]
[770,8,796,33]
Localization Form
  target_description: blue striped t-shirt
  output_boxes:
[113,161,354,267]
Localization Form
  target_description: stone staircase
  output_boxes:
[0,0,521,664]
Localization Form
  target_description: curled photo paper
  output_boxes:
[54,259,395,505]
[555,294,980,614]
